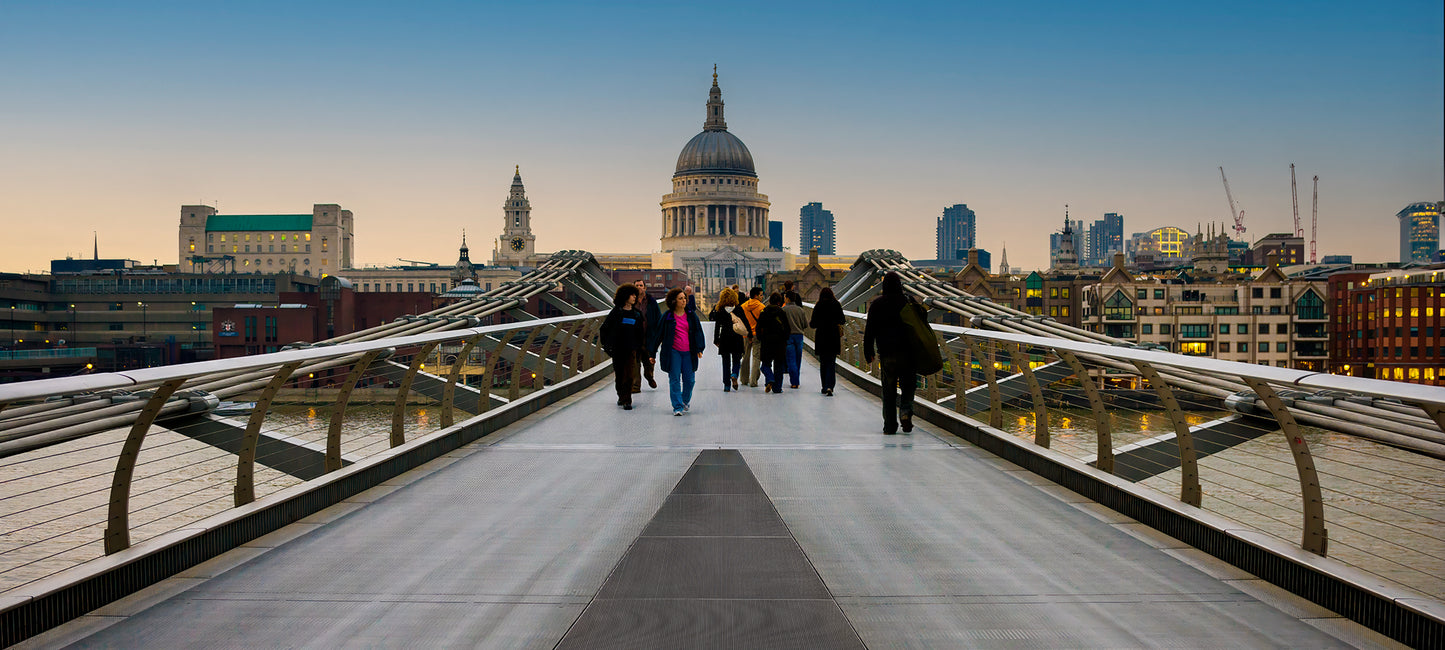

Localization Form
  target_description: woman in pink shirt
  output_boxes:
[649,288,707,416]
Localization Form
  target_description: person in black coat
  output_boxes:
[649,288,707,415]
[710,288,746,392]
[863,272,917,433]
[599,284,645,410]
[631,280,662,392]
[809,286,845,397]
[754,292,790,394]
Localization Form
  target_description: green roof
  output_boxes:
[205,214,313,232]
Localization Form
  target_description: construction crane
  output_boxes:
[1290,163,1303,239]
[1219,166,1246,240]
[396,258,439,267]
[1310,175,1319,263]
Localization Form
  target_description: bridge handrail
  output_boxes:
[0,311,607,405]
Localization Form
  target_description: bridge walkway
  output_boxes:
[36,336,1394,648]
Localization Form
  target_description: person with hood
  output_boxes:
[599,283,645,410]
[753,292,790,394]
[739,287,766,387]
[863,272,917,433]
[631,280,661,392]
[808,286,845,397]
[649,288,706,416]
[710,288,746,392]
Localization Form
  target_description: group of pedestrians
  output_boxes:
[600,273,920,435]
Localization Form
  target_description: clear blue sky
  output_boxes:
[1,0,1440,272]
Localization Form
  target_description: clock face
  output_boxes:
[510,237,526,252]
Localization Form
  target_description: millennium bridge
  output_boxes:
[0,251,1440,648]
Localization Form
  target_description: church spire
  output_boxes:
[704,65,727,132]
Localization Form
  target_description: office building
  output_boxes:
[1398,202,1441,264]
[179,204,353,275]
[799,202,836,255]
[935,204,976,262]
[768,221,783,251]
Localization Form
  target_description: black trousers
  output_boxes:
[880,355,917,432]
[611,350,637,406]
[818,353,837,391]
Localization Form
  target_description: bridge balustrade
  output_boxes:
[810,302,1445,611]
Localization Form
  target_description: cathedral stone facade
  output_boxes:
[657,70,786,297]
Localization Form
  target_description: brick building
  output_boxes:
[1329,266,1445,385]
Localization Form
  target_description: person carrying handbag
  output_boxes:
[710,288,746,392]
[863,272,919,434]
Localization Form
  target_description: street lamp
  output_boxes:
[137,302,147,340]
[9,305,13,348]
[191,301,200,349]
[68,304,75,347]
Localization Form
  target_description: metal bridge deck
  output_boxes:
[42,342,1379,649]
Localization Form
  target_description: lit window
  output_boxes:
[1412,308,1419,317]
[281,234,288,241]
[1395,368,1404,380]
[1409,368,1421,380]
[220,235,227,242]
[305,234,311,241]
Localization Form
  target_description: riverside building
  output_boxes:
[179,204,353,275]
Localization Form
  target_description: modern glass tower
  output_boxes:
[936,204,976,261]
[799,202,836,255]
[1398,202,1441,264]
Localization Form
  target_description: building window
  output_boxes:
[108,323,123,331]
[1160,324,1172,335]
[1219,324,1229,334]
[1103,291,1133,320]
[1238,324,1248,334]
[1142,324,1152,334]
[363,283,370,292]
[1220,342,1231,353]
[1259,342,1268,352]
[1154,289,1165,299]
[1296,291,1324,319]
[385,283,392,291]
[188,238,195,253]
[207,233,214,242]
[265,316,278,342]
[407,283,414,292]
[1252,287,1263,298]
[1181,324,1210,338]
[244,245,250,253]
[305,233,311,241]
[303,258,310,265]
[1277,342,1288,352]
[269,245,275,253]
[305,244,311,253]
[1270,288,1282,299]
[1136,289,1147,300]
[207,245,214,253]
[322,237,328,252]
[244,316,257,341]
[1061,288,1069,299]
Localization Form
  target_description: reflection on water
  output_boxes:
[999,406,1445,599]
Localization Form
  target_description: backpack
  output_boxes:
[900,301,943,375]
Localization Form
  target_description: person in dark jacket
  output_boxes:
[864,272,917,433]
[599,284,645,410]
[710,288,746,392]
[754,292,790,394]
[809,286,845,397]
[649,288,707,415]
[631,280,662,392]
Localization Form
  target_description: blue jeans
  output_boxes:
[666,348,695,411]
[721,349,741,389]
[785,333,804,387]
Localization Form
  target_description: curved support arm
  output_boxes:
[105,378,187,554]
[1133,360,1202,507]
[1009,344,1050,448]
[327,351,382,473]
[1058,350,1113,474]
[510,326,545,401]
[970,339,1003,429]
[236,361,302,506]
[442,336,482,428]
[1243,377,1328,556]
[392,342,440,448]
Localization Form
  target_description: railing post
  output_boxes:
[327,350,382,473]
[1133,360,1202,507]
[969,339,1003,429]
[481,334,510,411]
[392,342,440,448]
[237,361,302,506]
[1058,350,1113,474]
[1243,377,1328,556]
[105,378,186,554]
[511,326,545,401]
[442,335,482,428]
[555,320,582,383]
[953,339,969,414]
[1009,343,1050,448]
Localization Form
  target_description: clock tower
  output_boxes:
[494,165,536,265]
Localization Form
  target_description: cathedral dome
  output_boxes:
[674,130,755,176]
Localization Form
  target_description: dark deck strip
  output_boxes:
[557,450,866,649]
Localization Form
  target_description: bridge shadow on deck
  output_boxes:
[53,335,1361,649]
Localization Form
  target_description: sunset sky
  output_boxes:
[1,1,1440,273]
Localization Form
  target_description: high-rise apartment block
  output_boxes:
[799,202,836,255]
[1087,212,1123,266]
[1398,202,1441,264]
[768,220,783,251]
[936,204,976,262]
